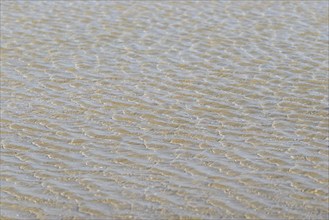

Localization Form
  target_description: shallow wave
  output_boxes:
[1,1,328,219]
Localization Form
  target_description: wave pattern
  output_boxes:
[1,1,328,219]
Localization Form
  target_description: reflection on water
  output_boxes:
[1,1,328,219]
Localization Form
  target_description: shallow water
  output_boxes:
[1,1,328,219]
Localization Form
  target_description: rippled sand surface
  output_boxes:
[1,1,328,219]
